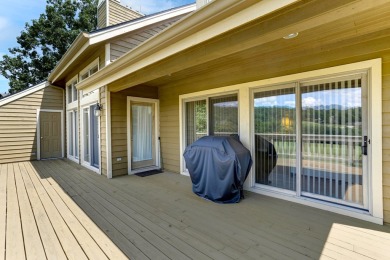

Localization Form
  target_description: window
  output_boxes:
[66,80,78,104]
[253,74,367,208]
[184,93,238,147]
[68,110,78,159]
[79,59,99,82]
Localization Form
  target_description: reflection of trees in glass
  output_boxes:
[212,106,238,133]
[195,102,207,134]
[254,107,295,134]
[254,106,362,135]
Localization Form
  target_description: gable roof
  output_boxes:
[75,0,300,93]
[0,81,49,107]
[48,3,195,83]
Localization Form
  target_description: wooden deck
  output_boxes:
[1,160,390,260]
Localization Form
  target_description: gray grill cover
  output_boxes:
[183,136,252,203]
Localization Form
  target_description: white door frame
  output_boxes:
[81,102,102,174]
[36,109,64,160]
[127,97,160,174]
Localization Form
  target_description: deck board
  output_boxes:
[14,163,46,260]
[1,159,390,259]
[6,164,25,260]
[19,162,67,260]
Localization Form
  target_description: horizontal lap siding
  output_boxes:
[108,0,143,27]
[97,1,107,29]
[110,18,181,61]
[0,86,64,163]
[110,86,158,177]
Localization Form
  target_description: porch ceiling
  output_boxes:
[1,160,390,259]
[107,0,390,92]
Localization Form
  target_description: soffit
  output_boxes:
[106,0,390,92]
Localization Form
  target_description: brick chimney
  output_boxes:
[97,0,144,29]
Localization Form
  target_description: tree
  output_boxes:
[0,0,97,94]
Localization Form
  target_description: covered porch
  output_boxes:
[1,159,389,259]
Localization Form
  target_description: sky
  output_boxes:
[254,89,362,108]
[0,0,194,94]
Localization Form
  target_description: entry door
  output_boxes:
[300,76,368,208]
[40,111,62,159]
[130,102,156,170]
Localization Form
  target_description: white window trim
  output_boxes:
[179,58,382,224]
[66,75,78,106]
[81,100,102,174]
[79,57,99,83]
[127,97,160,175]
[180,91,239,176]
[66,109,79,163]
[36,109,65,160]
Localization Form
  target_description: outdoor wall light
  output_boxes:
[95,103,102,117]
[283,32,299,39]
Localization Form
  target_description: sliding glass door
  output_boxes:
[253,74,367,208]
[300,76,366,206]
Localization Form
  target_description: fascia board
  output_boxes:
[77,0,300,92]
[89,4,196,45]
[0,81,49,107]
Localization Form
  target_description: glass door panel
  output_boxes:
[131,102,155,169]
[83,108,90,163]
[90,104,99,168]
[253,87,297,191]
[300,77,365,206]
[209,94,238,136]
[185,100,207,146]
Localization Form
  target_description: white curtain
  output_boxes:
[132,105,153,162]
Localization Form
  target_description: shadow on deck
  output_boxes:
[1,159,390,259]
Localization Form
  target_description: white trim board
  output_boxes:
[0,81,48,107]
[127,97,160,175]
[36,109,65,161]
[106,88,113,179]
[179,58,383,224]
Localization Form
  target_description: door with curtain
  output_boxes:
[130,102,156,170]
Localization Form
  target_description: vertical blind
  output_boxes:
[185,100,207,146]
[132,104,153,162]
[301,76,363,205]
[253,87,297,191]
[252,75,365,206]
[209,95,238,136]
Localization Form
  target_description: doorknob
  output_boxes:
[41,137,43,139]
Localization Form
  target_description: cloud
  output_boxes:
[302,96,322,107]
[0,17,9,30]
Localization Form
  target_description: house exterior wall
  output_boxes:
[97,1,107,29]
[0,86,64,164]
[108,0,143,27]
[110,17,183,62]
[106,86,158,177]
[158,43,390,223]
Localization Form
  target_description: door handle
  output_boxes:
[362,136,369,155]
[41,137,43,139]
